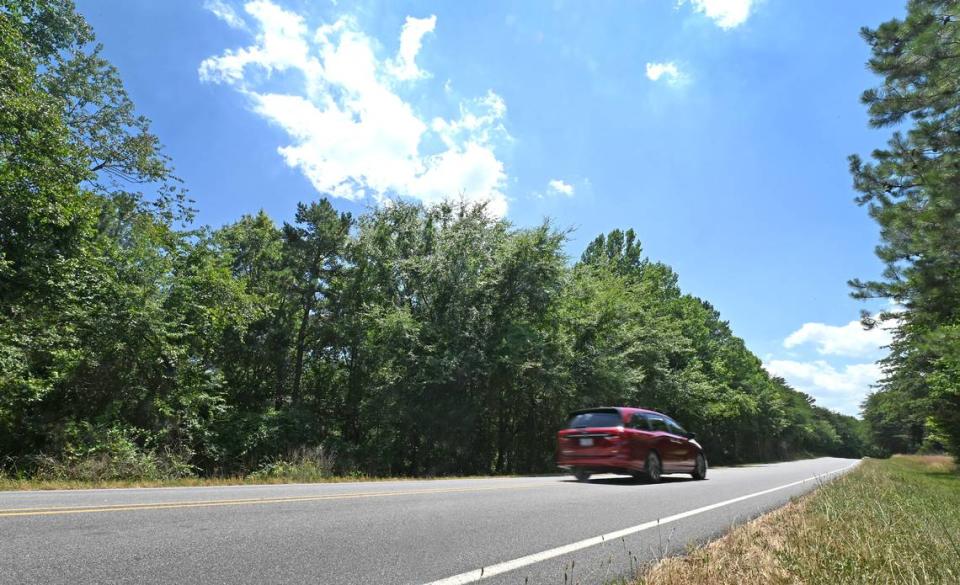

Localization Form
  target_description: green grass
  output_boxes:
[0,465,536,491]
[635,455,960,585]
[0,473,374,491]
[0,473,543,491]
[0,444,561,491]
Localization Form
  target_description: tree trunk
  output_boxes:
[291,291,313,404]
[495,388,507,473]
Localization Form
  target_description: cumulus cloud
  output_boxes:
[199,1,510,215]
[680,0,754,30]
[784,318,892,359]
[387,15,436,81]
[546,179,575,197]
[203,0,248,30]
[645,62,686,86]
[764,359,881,415]
[766,312,896,415]
[199,1,317,85]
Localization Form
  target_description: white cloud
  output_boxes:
[387,15,436,81]
[203,0,248,30]
[784,318,892,359]
[764,359,881,415]
[430,91,508,149]
[199,1,318,84]
[680,0,754,30]
[200,1,509,215]
[765,360,881,395]
[767,313,896,415]
[645,62,686,86]
[547,179,575,197]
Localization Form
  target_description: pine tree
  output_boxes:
[852,0,960,455]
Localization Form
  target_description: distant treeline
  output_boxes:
[1,1,870,479]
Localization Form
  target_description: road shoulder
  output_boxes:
[632,456,960,585]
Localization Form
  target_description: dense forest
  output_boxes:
[853,0,960,458]
[2,0,951,482]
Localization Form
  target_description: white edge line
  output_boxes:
[421,461,861,585]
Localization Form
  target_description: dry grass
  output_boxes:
[0,474,536,491]
[0,474,374,491]
[0,460,533,491]
[634,455,960,585]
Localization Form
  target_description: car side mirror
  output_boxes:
[686,432,696,440]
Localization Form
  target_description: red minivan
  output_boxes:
[556,407,707,483]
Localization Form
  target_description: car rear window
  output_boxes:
[567,411,623,428]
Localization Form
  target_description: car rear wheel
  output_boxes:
[644,451,662,483]
[573,468,591,482]
[692,453,707,480]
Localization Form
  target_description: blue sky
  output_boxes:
[76,0,906,415]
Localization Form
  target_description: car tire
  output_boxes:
[573,469,591,482]
[692,453,707,480]
[644,451,662,483]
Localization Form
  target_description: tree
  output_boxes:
[282,201,352,406]
[852,0,960,455]
[2,0,196,468]
[1,0,871,479]
[0,3,96,454]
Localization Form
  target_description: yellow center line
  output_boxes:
[0,482,552,518]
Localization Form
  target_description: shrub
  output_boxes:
[27,425,196,482]
[248,445,336,481]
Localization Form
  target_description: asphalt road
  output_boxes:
[0,457,858,585]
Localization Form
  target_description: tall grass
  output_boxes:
[636,456,960,585]
[0,445,340,490]
[0,445,511,490]
[248,446,337,482]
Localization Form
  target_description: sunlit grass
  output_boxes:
[0,474,373,491]
[634,455,960,585]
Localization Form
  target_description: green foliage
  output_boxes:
[248,446,336,481]
[852,0,960,456]
[28,423,195,482]
[0,0,870,480]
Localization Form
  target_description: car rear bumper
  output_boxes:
[556,453,640,474]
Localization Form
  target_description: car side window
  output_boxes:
[647,415,670,433]
[666,419,687,437]
[630,414,650,431]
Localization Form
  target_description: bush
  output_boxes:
[248,445,336,481]
[27,425,196,482]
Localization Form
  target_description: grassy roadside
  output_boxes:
[0,474,370,491]
[0,445,541,491]
[0,468,553,491]
[632,455,960,585]
[0,472,543,491]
